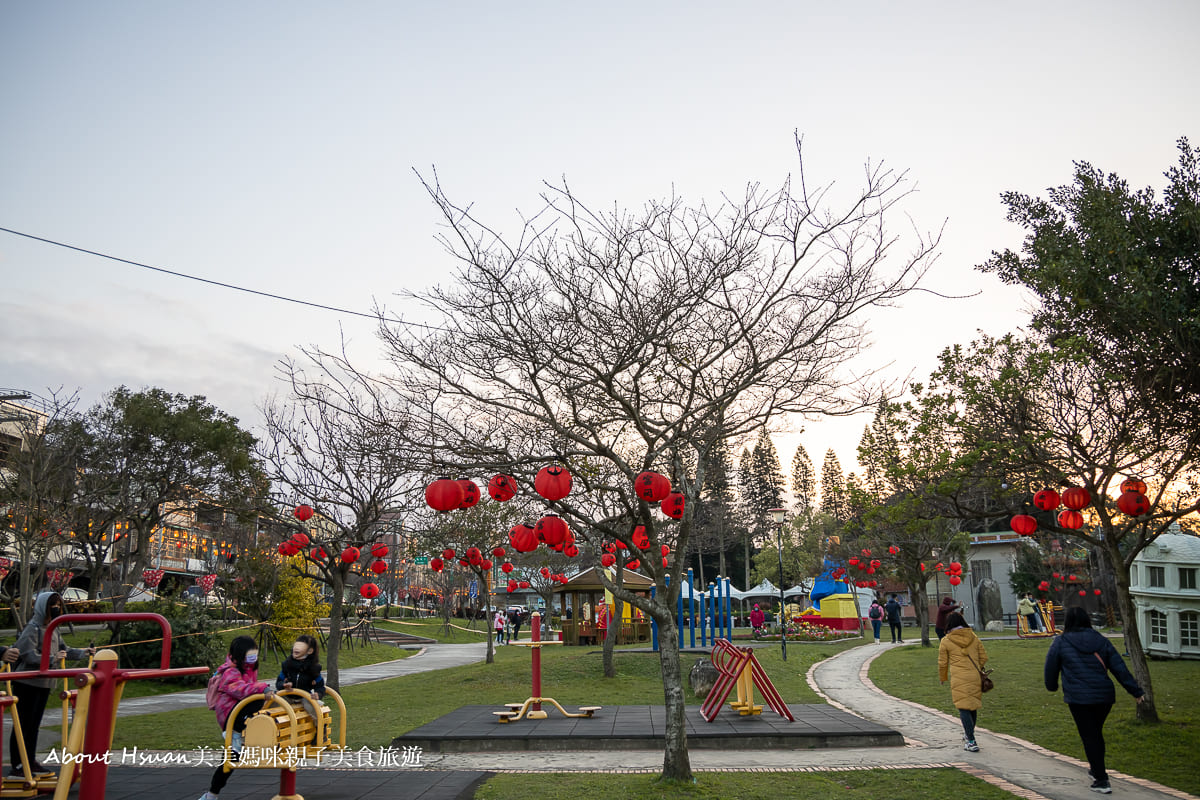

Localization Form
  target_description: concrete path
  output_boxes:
[421,643,1192,800]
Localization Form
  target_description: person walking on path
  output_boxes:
[884,595,903,643]
[934,596,962,639]
[492,610,505,645]
[1018,593,1041,633]
[938,611,988,752]
[1045,606,1146,795]
[508,607,523,643]
[868,599,884,643]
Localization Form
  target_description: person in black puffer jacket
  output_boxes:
[1044,607,1145,795]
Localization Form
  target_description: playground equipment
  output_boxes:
[494,612,601,722]
[1017,599,1059,638]
[648,570,734,652]
[700,639,793,723]
[219,686,347,799]
[0,612,208,800]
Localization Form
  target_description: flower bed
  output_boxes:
[757,620,862,642]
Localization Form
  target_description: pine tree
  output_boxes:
[749,430,785,517]
[791,444,816,516]
[821,449,847,522]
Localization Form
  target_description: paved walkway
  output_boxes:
[421,642,1192,800]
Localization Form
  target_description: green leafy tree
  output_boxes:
[270,554,328,642]
[981,137,1200,427]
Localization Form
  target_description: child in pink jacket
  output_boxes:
[200,635,275,800]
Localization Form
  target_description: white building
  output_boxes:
[1129,532,1200,660]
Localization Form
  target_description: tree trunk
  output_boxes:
[1109,538,1158,722]
[603,573,623,678]
[910,579,932,647]
[655,615,692,781]
[326,574,345,690]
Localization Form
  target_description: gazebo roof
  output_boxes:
[553,566,654,593]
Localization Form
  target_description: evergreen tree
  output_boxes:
[821,449,847,522]
[790,444,816,516]
[749,430,785,517]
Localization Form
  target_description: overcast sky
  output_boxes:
[2,1,1197,478]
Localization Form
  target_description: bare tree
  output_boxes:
[375,138,940,780]
[260,356,421,689]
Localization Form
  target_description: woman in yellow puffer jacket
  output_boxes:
[938,612,988,752]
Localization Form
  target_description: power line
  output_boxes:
[1,225,382,320]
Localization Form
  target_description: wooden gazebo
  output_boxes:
[554,567,653,646]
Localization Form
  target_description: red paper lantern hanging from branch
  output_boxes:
[142,568,164,588]
[441,548,456,561]
[292,532,311,547]
[626,559,641,571]
[518,580,530,589]
[661,491,686,519]
[1117,491,1150,516]
[1057,509,1084,530]
[536,515,569,548]
[310,547,327,561]
[534,465,572,501]
[293,504,314,522]
[634,471,671,503]
[1038,580,1050,591]
[341,547,361,564]
[481,559,493,571]
[600,553,616,568]
[492,547,506,559]
[499,561,513,574]
[370,543,388,559]
[948,575,962,586]
[1033,489,1060,511]
[564,544,579,558]
[457,479,481,509]
[508,524,538,553]
[360,583,380,599]
[488,474,517,502]
[1120,478,1147,495]
[631,525,650,550]
[1078,590,1087,596]
[369,559,388,575]
[1093,589,1102,596]
[425,478,464,512]
[1061,487,1091,511]
[1010,514,1038,536]
[430,557,444,572]
[507,579,517,593]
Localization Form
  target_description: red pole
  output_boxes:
[78,651,118,800]
[531,611,542,711]
[279,767,298,799]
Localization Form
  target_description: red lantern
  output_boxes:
[430,557,444,572]
[457,479,481,509]
[507,579,518,592]
[948,575,962,586]
[1033,489,1060,511]
[310,547,327,561]
[488,474,517,502]
[866,567,876,574]
[492,547,506,559]
[293,504,314,522]
[1052,572,1061,579]
[564,544,579,558]
[469,552,483,566]
[1061,487,1091,510]
[918,563,926,572]
[949,562,962,574]
[1117,491,1150,516]
[370,543,388,559]
[1120,478,1147,495]
[848,557,859,566]
[360,583,381,599]
[634,471,671,503]
[442,548,456,560]
[369,559,388,574]
[861,549,871,557]
[534,465,572,501]
[1010,514,1038,536]
[425,478,464,512]
[600,553,617,567]
[626,559,641,570]
[1093,589,1101,596]
[1058,509,1084,530]
[501,562,514,573]
[1078,590,1087,596]
[1038,580,1050,591]
[1068,574,1077,582]
[482,559,493,571]
[292,531,311,547]
[661,491,685,519]
[631,525,650,550]
[508,524,538,553]
[662,557,669,568]
[277,543,294,556]
[934,562,944,572]
[661,544,670,556]
[887,545,899,555]
[536,515,569,547]
[341,547,361,564]
[518,580,530,589]
[540,567,551,578]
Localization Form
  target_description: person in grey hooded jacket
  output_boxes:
[9,591,94,776]
[1045,606,1145,795]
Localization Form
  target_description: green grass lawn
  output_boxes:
[109,636,865,751]
[870,637,1199,796]
[474,768,1015,800]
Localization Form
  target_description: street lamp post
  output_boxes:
[769,507,788,662]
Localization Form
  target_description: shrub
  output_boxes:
[271,555,329,640]
[113,597,225,684]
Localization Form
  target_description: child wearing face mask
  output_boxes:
[10,591,95,777]
[275,635,326,743]
[200,635,275,800]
